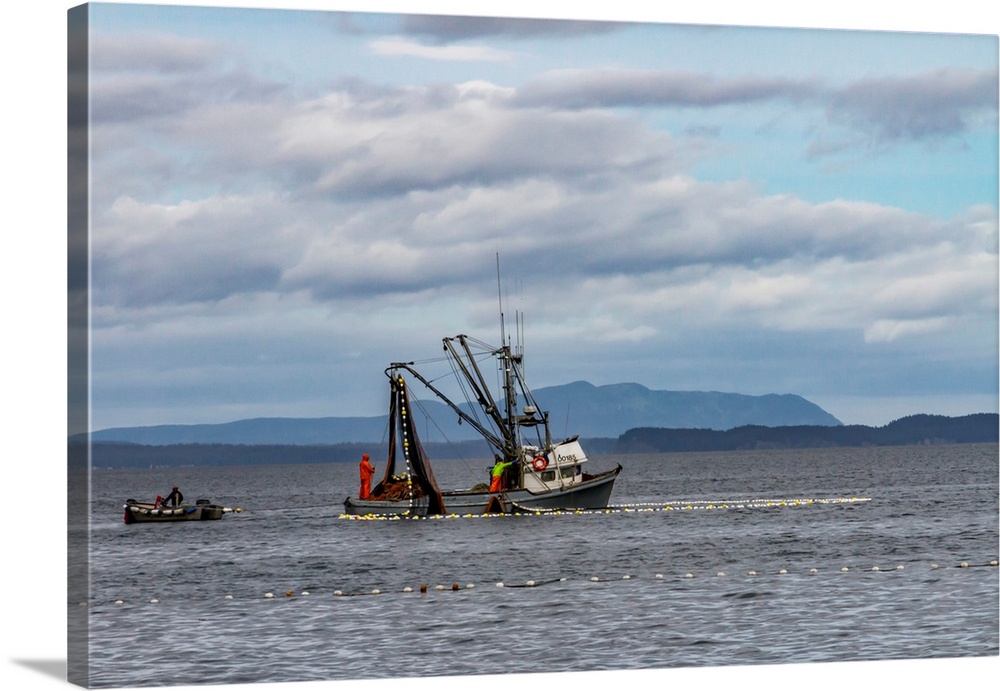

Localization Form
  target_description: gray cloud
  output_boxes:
[90,193,295,313]
[91,31,226,74]
[91,68,288,125]
[828,67,998,142]
[513,68,820,109]
[399,14,626,43]
[89,31,287,125]
[512,66,998,149]
[258,83,677,199]
[88,64,996,323]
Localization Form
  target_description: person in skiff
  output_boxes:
[489,456,514,493]
[162,486,184,508]
[359,453,376,499]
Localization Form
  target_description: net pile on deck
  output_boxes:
[369,476,429,502]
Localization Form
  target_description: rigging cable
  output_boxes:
[404,385,493,485]
[444,350,498,442]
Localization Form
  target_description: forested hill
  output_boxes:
[75,414,997,469]
[616,413,999,453]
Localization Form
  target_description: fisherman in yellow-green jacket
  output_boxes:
[489,456,514,493]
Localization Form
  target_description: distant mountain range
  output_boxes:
[76,413,997,470]
[75,381,842,446]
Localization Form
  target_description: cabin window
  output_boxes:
[560,465,577,479]
[540,470,556,482]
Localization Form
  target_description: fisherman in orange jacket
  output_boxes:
[359,453,376,499]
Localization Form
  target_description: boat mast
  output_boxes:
[394,257,548,462]
[496,254,518,454]
[496,253,505,354]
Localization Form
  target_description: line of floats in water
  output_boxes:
[103,494,996,605]
[338,495,874,519]
[97,558,999,606]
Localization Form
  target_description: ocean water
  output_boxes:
[76,444,998,688]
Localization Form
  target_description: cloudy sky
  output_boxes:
[75,1,998,433]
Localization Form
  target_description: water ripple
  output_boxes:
[82,444,998,687]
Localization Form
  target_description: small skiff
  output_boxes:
[123,498,237,524]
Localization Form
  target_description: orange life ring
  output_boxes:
[532,455,548,471]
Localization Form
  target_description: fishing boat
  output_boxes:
[343,325,621,517]
[123,498,238,524]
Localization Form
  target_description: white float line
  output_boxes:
[338,496,873,520]
[101,559,998,605]
[614,497,871,508]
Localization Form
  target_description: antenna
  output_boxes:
[496,253,505,346]
[518,282,525,360]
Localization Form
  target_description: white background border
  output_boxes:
[3,2,998,690]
